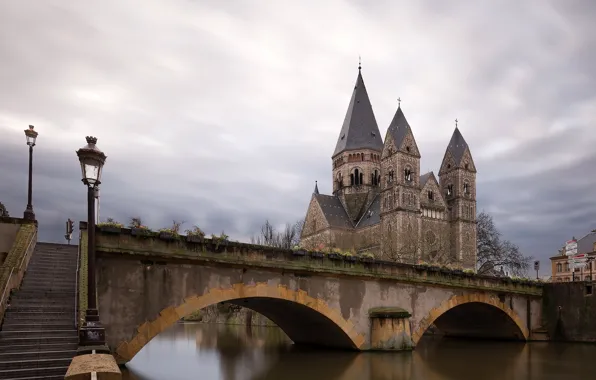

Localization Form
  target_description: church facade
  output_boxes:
[300,67,477,270]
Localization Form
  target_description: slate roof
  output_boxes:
[355,194,380,229]
[419,172,434,188]
[578,230,596,254]
[446,127,469,165]
[386,106,413,150]
[332,69,383,157]
[314,194,353,229]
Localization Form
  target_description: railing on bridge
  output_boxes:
[0,224,37,324]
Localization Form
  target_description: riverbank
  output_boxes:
[182,303,276,326]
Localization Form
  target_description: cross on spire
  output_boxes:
[397,97,401,108]
[455,118,458,128]
[358,55,361,71]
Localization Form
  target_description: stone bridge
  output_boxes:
[83,226,543,364]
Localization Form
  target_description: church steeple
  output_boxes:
[332,67,383,158]
[313,181,319,195]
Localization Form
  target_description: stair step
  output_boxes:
[17,286,76,292]
[1,323,75,331]
[10,300,74,307]
[0,336,78,346]
[10,293,76,300]
[4,311,75,318]
[0,350,76,362]
[0,357,73,370]
[0,375,65,380]
[0,365,69,378]
[6,307,75,313]
[0,330,77,339]
[0,342,78,354]
[18,285,76,290]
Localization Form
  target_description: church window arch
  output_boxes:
[351,168,363,186]
[404,165,414,183]
[428,190,434,201]
[446,184,454,197]
[463,181,470,196]
[388,170,395,184]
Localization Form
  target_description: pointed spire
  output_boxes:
[386,102,411,148]
[314,181,319,195]
[446,124,470,165]
[332,67,383,157]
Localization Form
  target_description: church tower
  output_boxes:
[438,124,477,269]
[379,104,422,263]
[332,65,383,223]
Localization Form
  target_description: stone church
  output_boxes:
[300,67,477,269]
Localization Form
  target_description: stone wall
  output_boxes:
[542,282,596,342]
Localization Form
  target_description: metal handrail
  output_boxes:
[75,231,81,328]
[0,229,37,310]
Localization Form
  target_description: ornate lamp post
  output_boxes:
[76,136,108,352]
[23,125,38,220]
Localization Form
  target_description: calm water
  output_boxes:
[122,323,595,380]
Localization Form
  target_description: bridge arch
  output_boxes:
[412,293,529,345]
[113,282,365,363]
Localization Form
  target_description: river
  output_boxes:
[122,322,594,380]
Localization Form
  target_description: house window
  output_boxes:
[557,263,562,273]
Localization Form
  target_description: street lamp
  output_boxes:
[23,125,38,220]
[76,136,108,352]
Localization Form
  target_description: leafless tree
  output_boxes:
[476,211,531,276]
[251,219,304,249]
[0,202,9,217]
[129,216,143,228]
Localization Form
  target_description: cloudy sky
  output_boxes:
[0,0,595,271]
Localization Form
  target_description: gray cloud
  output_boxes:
[1,0,595,274]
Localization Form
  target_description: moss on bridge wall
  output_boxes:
[94,228,542,297]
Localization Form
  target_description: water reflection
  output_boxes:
[123,323,596,380]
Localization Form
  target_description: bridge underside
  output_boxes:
[228,297,358,350]
[431,302,526,341]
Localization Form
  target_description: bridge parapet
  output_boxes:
[94,227,542,297]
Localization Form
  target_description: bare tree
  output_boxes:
[251,219,304,249]
[0,202,9,217]
[476,211,531,276]
[129,216,143,228]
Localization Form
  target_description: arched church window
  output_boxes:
[388,170,394,184]
[446,184,454,197]
[463,182,470,195]
[428,191,434,201]
[351,168,362,186]
[404,167,412,182]
[557,263,562,273]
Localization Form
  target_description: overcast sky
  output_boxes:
[0,0,595,271]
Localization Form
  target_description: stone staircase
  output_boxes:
[0,243,79,379]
